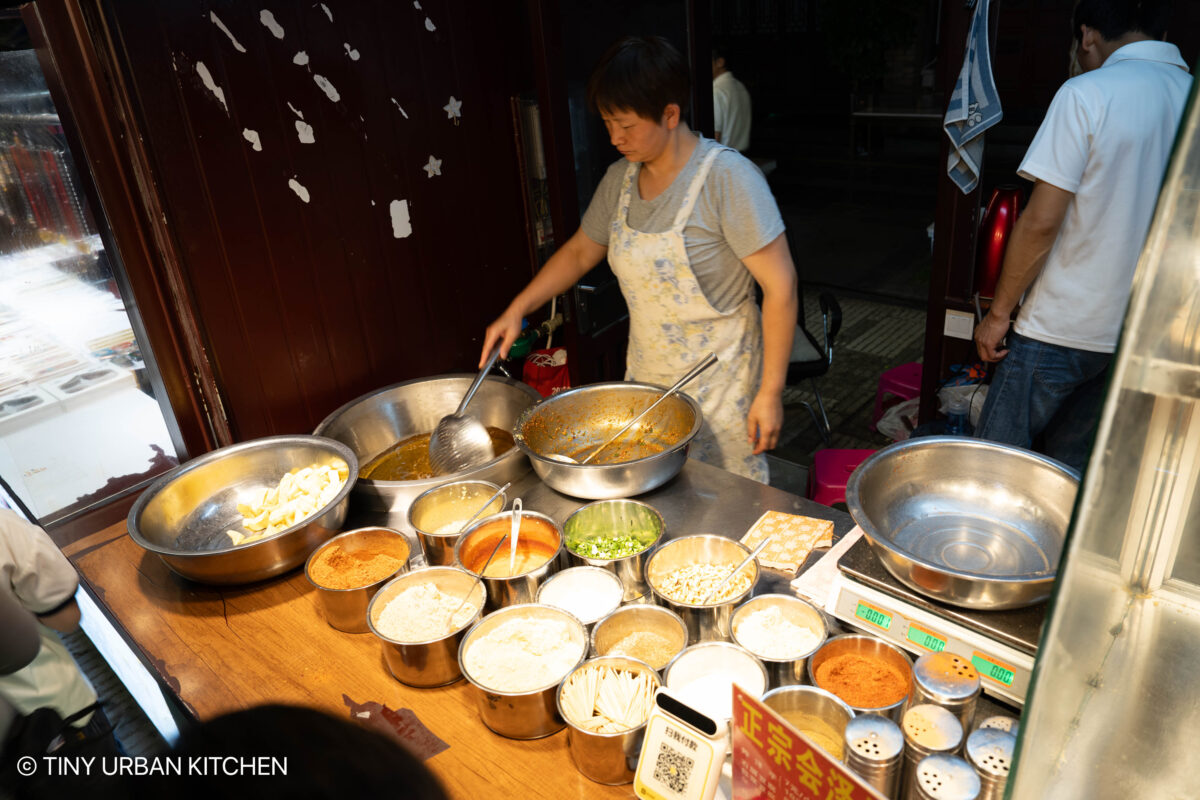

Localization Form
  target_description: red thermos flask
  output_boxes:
[976,186,1021,299]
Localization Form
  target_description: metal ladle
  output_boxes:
[547,352,718,465]
[699,536,772,605]
[429,346,501,475]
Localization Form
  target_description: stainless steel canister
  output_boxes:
[900,704,964,800]
[843,713,904,799]
[906,652,981,734]
[964,727,1015,800]
[911,754,981,800]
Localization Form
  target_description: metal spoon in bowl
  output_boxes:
[445,498,520,626]
[457,482,511,534]
[548,352,718,465]
[429,346,502,476]
[699,536,773,605]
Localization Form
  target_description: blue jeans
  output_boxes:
[975,331,1111,473]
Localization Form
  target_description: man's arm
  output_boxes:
[741,233,799,454]
[975,180,1074,361]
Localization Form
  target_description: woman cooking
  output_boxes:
[481,36,797,483]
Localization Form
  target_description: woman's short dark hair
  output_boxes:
[587,35,691,120]
[1074,0,1170,42]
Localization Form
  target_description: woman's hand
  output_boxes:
[480,305,524,367]
[747,389,784,454]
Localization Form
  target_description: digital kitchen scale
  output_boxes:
[816,532,1045,707]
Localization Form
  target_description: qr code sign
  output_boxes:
[653,741,695,794]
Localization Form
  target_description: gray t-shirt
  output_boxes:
[580,136,785,313]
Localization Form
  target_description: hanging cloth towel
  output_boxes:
[944,0,1002,193]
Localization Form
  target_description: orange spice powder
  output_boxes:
[308,540,407,590]
[815,652,908,708]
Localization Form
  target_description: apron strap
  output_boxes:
[670,146,728,229]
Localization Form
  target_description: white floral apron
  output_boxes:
[607,147,767,482]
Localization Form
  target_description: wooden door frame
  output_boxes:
[20,0,231,539]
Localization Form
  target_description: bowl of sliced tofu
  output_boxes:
[127,434,357,584]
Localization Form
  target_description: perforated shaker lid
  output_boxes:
[844,713,904,763]
[914,754,982,800]
[965,728,1016,779]
[975,714,1020,737]
[903,704,964,752]
[912,652,981,703]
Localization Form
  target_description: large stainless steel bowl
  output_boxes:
[313,374,541,515]
[128,435,357,585]
[514,382,702,499]
[845,437,1079,610]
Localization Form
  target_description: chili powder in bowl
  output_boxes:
[806,633,913,721]
[305,527,412,633]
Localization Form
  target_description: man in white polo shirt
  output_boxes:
[973,0,1191,471]
[712,44,752,153]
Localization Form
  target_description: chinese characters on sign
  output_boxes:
[731,686,883,800]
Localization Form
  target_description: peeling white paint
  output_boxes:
[413,1,422,8]
[288,178,310,203]
[422,155,442,178]
[260,9,285,39]
[424,16,436,32]
[390,97,409,118]
[344,43,360,61]
[195,61,229,114]
[443,96,462,120]
[319,3,333,22]
[313,74,340,103]
[287,101,304,119]
[293,51,310,66]
[210,12,247,53]
[295,120,315,143]
[390,200,412,238]
[370,200,376,207]
[243,128,263,151]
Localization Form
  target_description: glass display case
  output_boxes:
[1008,84,1200,795]
[0,44,179,521]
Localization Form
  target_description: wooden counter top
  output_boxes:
[64,461,852,798]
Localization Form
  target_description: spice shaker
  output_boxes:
[900,704,964,800]
[911,754,981,800]
[906,652,981,733]
[974,714,1019,737]
[844,713,904,799]
[964,727,1015,800]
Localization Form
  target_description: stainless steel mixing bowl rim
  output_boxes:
[730,593,829,663]
[589,602,689,658]
[304,526,411,593]
[365,565,487,645]
[562,498,666,561]
[452,508,563,580]
[844,436,1079,584]
[513,381,704,469]
[312,372,540,486]
[661,640,770,699]
[127,434,359,558]
[644,534,757,608]
[457,603,589,696]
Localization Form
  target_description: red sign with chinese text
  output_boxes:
[731,686,884,800]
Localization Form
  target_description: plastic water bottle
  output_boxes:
[945,395,970,436]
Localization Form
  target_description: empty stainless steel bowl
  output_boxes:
[458,603,588,739]
[366,566,486,687]
[306,527,412,632]
[408,479,506,566]
[514,382,702,499]
[846,437,1079,610]
[645,534,759,642]
[731,593,828,688]
[128,435,357,585]
[563,499,665,601]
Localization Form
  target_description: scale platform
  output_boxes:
[825,535,1046,707]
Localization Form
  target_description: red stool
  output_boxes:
[808,448,876,507]
[872,362,923,427]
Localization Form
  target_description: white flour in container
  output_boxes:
[463,615,584,693]
[375,583,478,641]
[538,568,622,623]
[734,606,822,659]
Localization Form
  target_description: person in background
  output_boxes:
[711,42,752,153]
[972,0,1190,471]
[482,35,797,483]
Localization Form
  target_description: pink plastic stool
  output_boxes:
[808,448,877,507]
[872,361,923,425]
